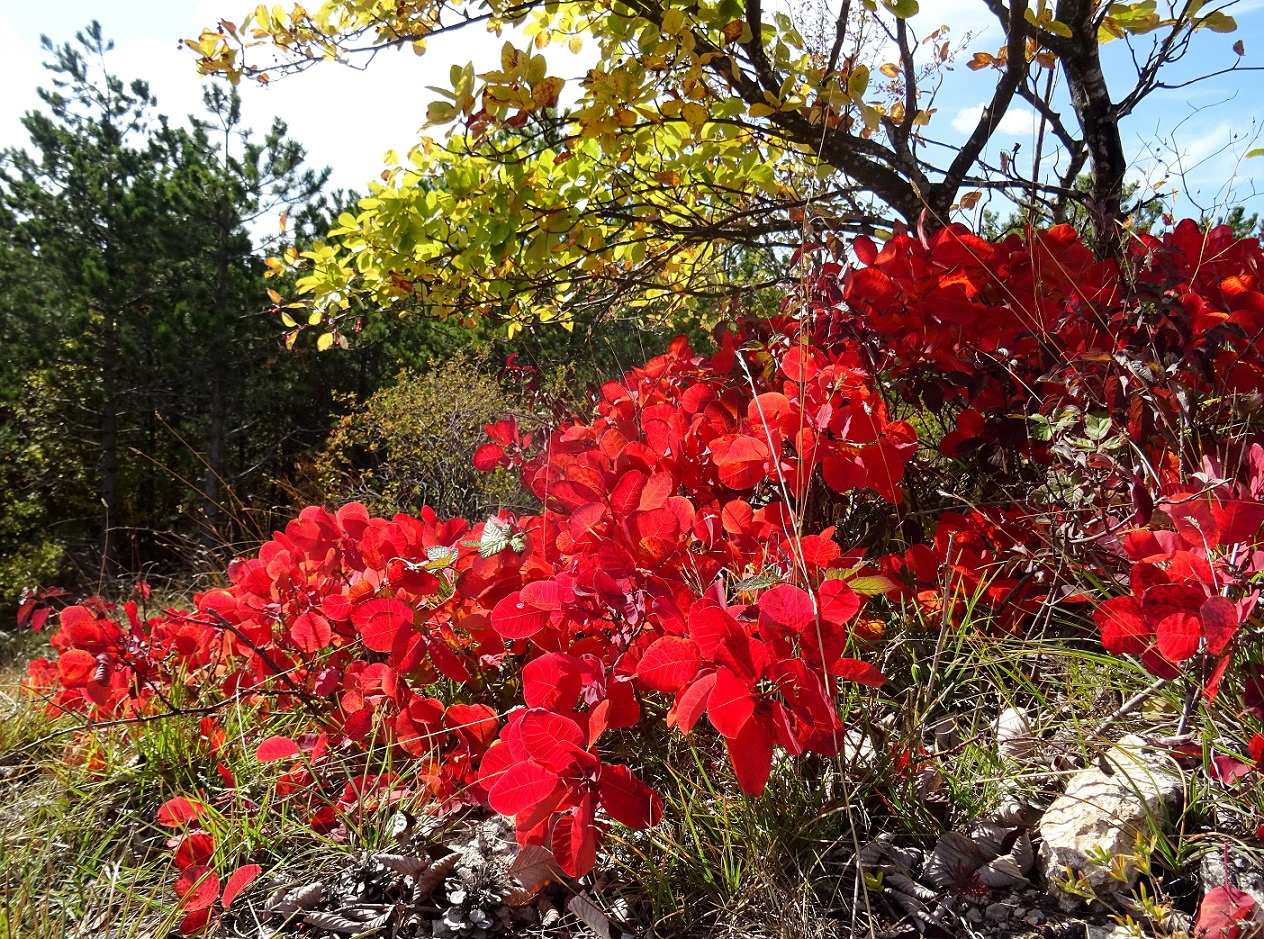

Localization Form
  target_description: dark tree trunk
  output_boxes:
[1058,0,1127,257]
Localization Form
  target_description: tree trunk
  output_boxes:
[1059,0,1127,257]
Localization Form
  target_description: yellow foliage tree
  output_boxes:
[189,0,1254,340]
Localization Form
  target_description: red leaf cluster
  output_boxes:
[28,219,1264,910]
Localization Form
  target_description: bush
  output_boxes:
[308,354,528,520]
[25,219,1264,935]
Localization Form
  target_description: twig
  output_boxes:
[1090,674,1171,739]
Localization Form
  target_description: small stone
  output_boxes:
[1024,909,1045,926]
[965,907,984,924]
[1085,924,1137,939]
[985,903,1011,923]
[1198,845,1264,908]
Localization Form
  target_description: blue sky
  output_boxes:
[1,0,1261,225]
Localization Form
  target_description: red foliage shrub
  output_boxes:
[27,219,1264,920]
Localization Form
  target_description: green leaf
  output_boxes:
[732,572,780,593]
[847,64,869,100]
[1084,413,1112,441]
[847,575,898,595]
[1196,10,1237,32]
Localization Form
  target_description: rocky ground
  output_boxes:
[212,728,1264,939]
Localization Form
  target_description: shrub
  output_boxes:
[309,354,527,520]
[25,219,1264,933]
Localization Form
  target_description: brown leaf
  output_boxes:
[266,882,324,916]
[412,852,459,900]
[959,191,983,209]
[1234,39,1246,55]
[303,909,393,934]
[509,844,563,892]
[567,892,613,937]
[722,20,744,42]
[375,852,429,876]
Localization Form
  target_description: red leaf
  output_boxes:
[638,473,675,511]
[395,697,445,756]
[712,434,770,490]
[158,796,207,828]
[551,800,597,878]
[1201,596,1240,657]
[221,864,262,909]
[604,677,641,729]
[478,740,519,791]
[599,764,663,829]
[174,865,220,912]
[1215,499,1264,547]
[491,591,552,639]
[290,610,332,653]
[1144,583,1204,662]
[673,671,716,733]
[1141,646,1183,679]
[56,649,96,687]
[759,584,815,633]
[523,654,584,710]
[488,762,561,816]
[782,345,820,382]
[518,709,586,770]
[725,716,775,796]
[1095,595,1151,655]
[473,442,509,471]
[428,639,473,683]
[520,580,562,611]
[353,598,414,653]
[721,500,754,535]
[177,909,212,935]
[1211,754,1255,784]
[637,636,703,693]
[609,471,647,514]
[708,667,755,738]
[822,452,865,493]
[1194,884,1257,938]
[173,832,215,870]
[628,507,681,562]
[445,703,500,748]
[568,503,607,543]
[831,657,886,687]
[818,580,861,626]
[255,736,301,763]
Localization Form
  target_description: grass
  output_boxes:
[2,580,1262,939]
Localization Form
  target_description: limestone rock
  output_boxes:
[1040,735,1184,909]
[1085,924,1139,939]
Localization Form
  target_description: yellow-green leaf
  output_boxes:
[847,64,869,100]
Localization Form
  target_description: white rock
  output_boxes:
[1086,924,1140,939]
[1040,736,1184,910]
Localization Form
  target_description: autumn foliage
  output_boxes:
[25,219,1264,927]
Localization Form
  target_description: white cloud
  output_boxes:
[950,103,1038,137]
